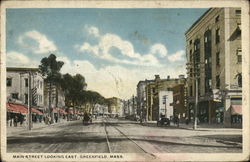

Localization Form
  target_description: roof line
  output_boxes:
[185,8,212,35]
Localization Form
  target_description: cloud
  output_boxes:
[76,26,162,66]
[150,43,168,58]
[18,30,57,54]
[6,51,39,67]
[59,56,186,99]
[168,50,185,62]
[84,25,100,38]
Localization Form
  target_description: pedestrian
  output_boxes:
[185,117,189,125]
[55,115,58,123]
[14,116,18,127]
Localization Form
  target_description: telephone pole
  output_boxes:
[28,72,32,130]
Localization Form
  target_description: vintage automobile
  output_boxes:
[83,113,92,125]
[157,117,170,126]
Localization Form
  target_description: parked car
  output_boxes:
[157,117,170,126]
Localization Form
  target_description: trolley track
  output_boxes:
[103,118,156,159]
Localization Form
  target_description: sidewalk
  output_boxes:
[175,123,242,132]
[7,119,71,136]
[140,121,242,132]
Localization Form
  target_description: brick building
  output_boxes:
[185,8,242,127]
[145,75,186,121]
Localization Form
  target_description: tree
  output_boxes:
[61,73,86,116]
[39,54,64,122]
[80,90,105,114]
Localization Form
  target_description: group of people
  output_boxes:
[7,113,24,127]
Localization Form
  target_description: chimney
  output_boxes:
[155,75,160,81]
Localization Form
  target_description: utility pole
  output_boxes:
[28,72,32,130]
[193,78,198,130]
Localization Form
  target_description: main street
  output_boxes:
[7,117,242,155]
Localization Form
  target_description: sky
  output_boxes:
[6,8,208,99]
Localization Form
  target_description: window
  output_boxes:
[237,48,242,63]
[25,93,28,104]
[216,75,220,89]
[216,52,220,65]
[7,78,12,87]
[25,78,28,87]
[204,36,208,43]
[237,73,242,87]
[162,96,166,104]
[189,40,192,45]
[235,10,241,15]
[12,93,18,99]
[216,28,220,44]
[190,86,193,96]
[215,15,220,22]
[189,50,192,61]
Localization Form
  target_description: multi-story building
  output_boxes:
[6,67,44,111]
[137,80,154,121]
[185,8,242,127]
[107,97,121,116]
[145,75,186,121]
[172,82,188,122]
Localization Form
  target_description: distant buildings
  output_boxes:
[136,75,186,121]
[107,97,122,116]
[159,90,173,119]
[185,8,242,127]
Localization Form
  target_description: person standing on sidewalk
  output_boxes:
[14,116,18,127]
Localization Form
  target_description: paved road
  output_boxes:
[7,117,242,155]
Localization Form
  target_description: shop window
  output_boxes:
[7,78,12,87]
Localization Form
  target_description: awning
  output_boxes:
[52,108,58,113]
[231,105,242,115]
[31,107,43,115]
[6,103,28,114]
[58,108,67,114]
